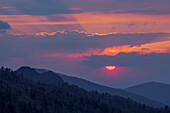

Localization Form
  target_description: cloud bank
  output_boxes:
[0,0,170,15]
[81,52,170,69]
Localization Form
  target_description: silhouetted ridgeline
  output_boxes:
[16,66,165,107]
[16,66,64,84]
[0,67,169,113]
[125,82,170,106]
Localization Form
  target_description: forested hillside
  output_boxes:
[0,67,169,113]
[16,66,164,108]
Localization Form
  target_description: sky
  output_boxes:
[0,0,170,88]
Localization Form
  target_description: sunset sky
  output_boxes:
[0,0,170,87]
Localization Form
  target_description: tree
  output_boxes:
[165,105,169,110]
[0,66,4,71]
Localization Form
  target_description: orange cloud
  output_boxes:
[0,13,170,35]
[0,6,16,9]
[101,40,170,55]
[73,13,170,34]
[42,40,170,60]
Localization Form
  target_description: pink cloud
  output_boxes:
[0,6,16,9]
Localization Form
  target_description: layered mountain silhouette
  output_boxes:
[17,66,64,84]
[16,66,164,108]
[125,82,170,106]
[1,67,169,113]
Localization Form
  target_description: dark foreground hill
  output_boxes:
[0,67,169,113]
[17,66,64,84]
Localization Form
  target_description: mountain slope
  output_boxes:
[16,66,64,84]
[125,82,170,106]
[58,73,165,108]
[0,67,169,113]
[16,66,164,108]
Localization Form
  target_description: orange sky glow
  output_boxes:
[0,13,170,35]
[42,40,170,61]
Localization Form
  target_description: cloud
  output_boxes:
[1,0,83,15]
[128,23,135,27]
[81,52,170,69]
[0,31,169,69]
[141,48,150,50]
[33,31,170,52]
[0,21,11,29]
[46,15,76,22]
[0,31,169,53]
[0,21,11,33]
[0,6,15,9]
[114,9,170,15]
[0,0,170,15]
[0,31,170,87]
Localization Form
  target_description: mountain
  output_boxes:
[58,73,165,108]
[34,68,49,74]
[16,66,64,84]
[16,66,164,108]
[0,67,169,113]
[125,82,170,106]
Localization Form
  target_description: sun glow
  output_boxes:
[105,66,116,71]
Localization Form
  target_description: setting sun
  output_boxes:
[105,66,116,71]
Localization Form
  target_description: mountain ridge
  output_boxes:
[125,82,170,106]
[16,66,64,84]
[1,66,168,113]
[15,66,165,108]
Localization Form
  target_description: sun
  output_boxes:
[105,66,116,71]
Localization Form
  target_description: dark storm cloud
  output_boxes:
[81,52,170,69]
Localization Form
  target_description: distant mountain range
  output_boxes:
[16,66,165,108]
[1,66,168,113]
[125,82,170,106]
